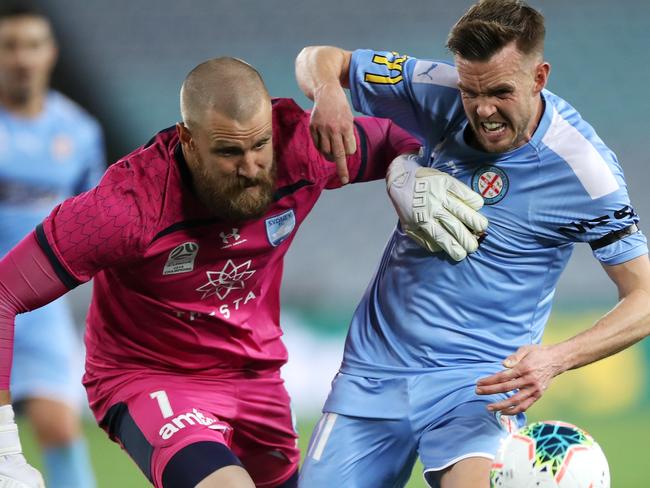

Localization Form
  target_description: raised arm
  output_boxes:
[295,46,352,98]
[297,47,488,260]
[296,46,356,184]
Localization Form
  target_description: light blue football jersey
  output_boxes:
[336,50,648,384]
[0,91,104,255]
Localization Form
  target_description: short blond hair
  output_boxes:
[180,57,269,129]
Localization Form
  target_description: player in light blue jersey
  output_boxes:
[296,0,650,486]
[0,3,102,487]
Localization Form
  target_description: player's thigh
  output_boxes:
[164,443,255,488]
[11,299,85,406]
[195,466,295,488]
[100,387,240,488]
[419,400,522,488]
[195,465,255,488]
[230,377,299,488]
[299,412,417,488]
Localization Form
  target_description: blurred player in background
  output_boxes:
[295,0,650,486]
[0,2,103,487]
[0,56,482,487]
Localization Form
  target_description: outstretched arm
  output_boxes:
[0,231,69,402]
[476,253,650,413]
[0,231,66,487]
[296,46,355,184]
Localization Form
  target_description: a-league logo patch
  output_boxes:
[265,209,296,247]
[472,166,509,205]
[163,242,199,275]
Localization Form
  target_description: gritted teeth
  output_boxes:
[481,121,506,132]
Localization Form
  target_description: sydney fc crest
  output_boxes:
[472,166,509,205]
[265,209,296,247]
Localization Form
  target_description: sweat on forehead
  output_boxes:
[180,57,270,127]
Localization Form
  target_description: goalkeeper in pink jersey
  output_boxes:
[0,57,486,487]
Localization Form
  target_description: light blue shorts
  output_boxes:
[10,297,86,408]
[299,370,524,488]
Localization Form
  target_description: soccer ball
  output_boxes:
[490,420,610,488]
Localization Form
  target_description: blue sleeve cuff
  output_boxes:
[348,49,364,114]
[593,230,648,265]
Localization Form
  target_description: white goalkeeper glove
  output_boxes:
[0,405,44,488]
[387,154,488,261]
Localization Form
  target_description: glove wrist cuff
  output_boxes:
[386,153,420,189]
[0,406,22,456]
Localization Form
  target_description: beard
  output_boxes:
[1,82,32,107]
[192,159,276,221]
[1,71,42,107]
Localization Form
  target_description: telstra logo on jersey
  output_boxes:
[265,209,296,247]
[196,259,256,300]
[163,242,199,275]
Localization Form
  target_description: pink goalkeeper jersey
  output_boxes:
[32,98,419,418]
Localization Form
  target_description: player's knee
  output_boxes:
[25,399,81,446]
[162,441,249,488]
[33,417,80,446]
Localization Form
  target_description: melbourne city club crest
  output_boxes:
[472,166,509,205]
[196,259,256,300]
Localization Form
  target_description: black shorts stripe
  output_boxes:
[162,441,242,488]
[34,224,81,289]
[589,224,639,250]
[352,121,368,183]
[101,403,154,483]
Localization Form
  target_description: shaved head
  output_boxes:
[176,57,275,220]
[180,57,270,129]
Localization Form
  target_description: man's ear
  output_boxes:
[176,122,192,147]
[533,61,550,94]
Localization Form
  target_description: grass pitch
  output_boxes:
[16,409,649,487]
[17,311,650,486]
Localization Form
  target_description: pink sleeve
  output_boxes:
[323,116,421,189]
[0,232,69,389]
[39,160,152,283]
